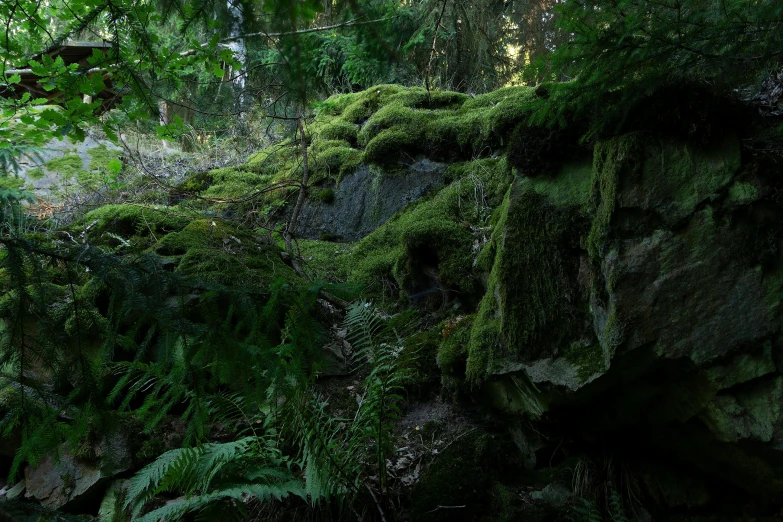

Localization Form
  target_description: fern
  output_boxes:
[569,497,602,522]
[125,436,304,520]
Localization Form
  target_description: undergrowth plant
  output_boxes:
[121,301,412,520]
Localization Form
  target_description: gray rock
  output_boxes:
[318,341,349,376]
[295,159,446,241]
[5,480,25,501]
[14,133,122,201]
[25,452,103,510]
[540,482,572,507]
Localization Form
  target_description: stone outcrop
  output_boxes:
[449,128,783,508]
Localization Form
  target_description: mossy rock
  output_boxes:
[344,156,512,306]
[152,220,297,288]
[507,124,582,177]
[399,326,443,399]
[176,245,296,288]
[80,205,190,249]
[409,431,494,521]
[466,171,592,383]
[410,430,522,521]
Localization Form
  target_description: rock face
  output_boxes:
[23,432,131,511]
[25,452,104,510]
[457,130,783,507]
[12,133,122,201]
[296,158,447,240]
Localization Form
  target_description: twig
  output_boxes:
[425,505,466,513]
[366,484,388,522]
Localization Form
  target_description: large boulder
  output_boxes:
[456,130,783,505]
[296,159,447,241]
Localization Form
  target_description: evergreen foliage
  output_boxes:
[526,0,783,137]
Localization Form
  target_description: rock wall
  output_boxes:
[447,128,783,514]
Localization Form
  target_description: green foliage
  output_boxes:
[125,436,304,521]
[527,0,783,138]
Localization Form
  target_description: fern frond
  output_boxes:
[135,481,305,522]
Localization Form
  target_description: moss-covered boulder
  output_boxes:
[151,219,297,287]
[465,161,596,392]
[409,430,521,521]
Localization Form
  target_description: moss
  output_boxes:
[334,84,409,123]
[507,124,581,176]
[437,315,473,376]
[45,154,85,180]
[44,146,121,190]
[27,168,45,180]
[297,240,354,282]
[465,173,591,383]
[310,144,363,182]
[410,431,498,521]
[398,326,442,398]
[176,170,214,193]
[150,220,298,287]
[342,157,513,305]
[364,128,423,164]
[726,180,759,205]
[311,187,335,204]
[152,219,236,256]
[177,245,296,288]
[311,119,358,142]
[528,160,593,207]
[587,134,643,266]
[87,144,121,173]
[563,343,606,384]
[201,166,274,199]
[81,204,190,248]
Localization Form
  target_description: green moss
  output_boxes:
[177,245,296,288]
[201,166,274,199]
[398,326,442,398]
[364,128,423,164]
[176,170,214,193]
[587,134,643,266]
[437,316,473,376]
[335,84,409,123]
[310,144,363,182]
[297,240,354,282]
[150,220,298,287]
[465,175,591,383]
[343,157,512,304]
[44,146,121,190]
[311,187,335,204]
[727,180,759,205]
[27,168,45,180]
[81,204,190,248]
[410,431,498,521]
[45,154,85,180]
[87,144,121,172]
[563,343,606,384]
[152,219,234,255]
[311,119,358,142]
